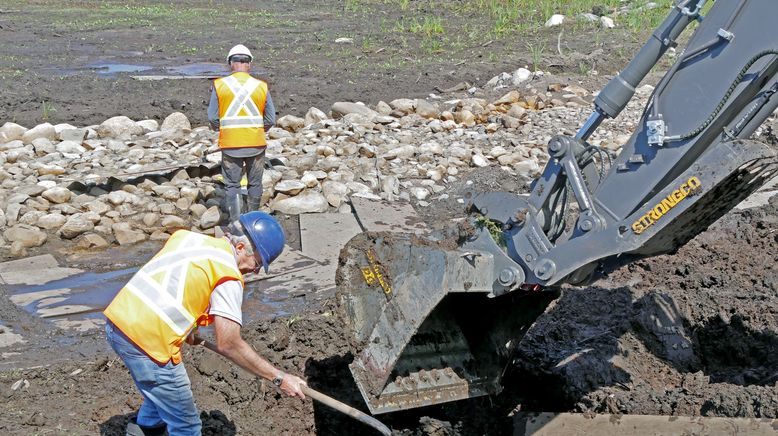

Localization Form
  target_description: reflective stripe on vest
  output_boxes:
[215,72,268,148]
[103,230,244,364]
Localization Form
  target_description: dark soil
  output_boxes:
[2,1,778,435]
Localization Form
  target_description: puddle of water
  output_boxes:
[91,63,153,75]
[166,62,229,76]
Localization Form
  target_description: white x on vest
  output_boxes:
[220,75,264,129]
[123,233,240,336]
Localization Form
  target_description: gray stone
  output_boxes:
[160,215,187,230]
[151,185,180,200]
[199,206,221,229]
[322,181,348,207]
[41,187,72,204]
[275,180,306,195]
[305,107,328,126]
[142,212,160,227]
[36,164,66,176]
[76,233,109,249]
[4,224,47,248]
[59,215,94,239]
[277,115,305,132]
[112,222,147,245]
[414,99,440,119]
[0,122,27,142]
[271,191,329,214]
[85,200,111,215]
[31,137,56,156]
[97,116,143,138]
[59,128,87,142]
[331,102,378,119]
[21,123,57,144]
[37,213,67,230]
[189,204,207,218]
[160,112,191,131]
[137,119,159,133]
[106,140,130,153]
[389,98,415,114]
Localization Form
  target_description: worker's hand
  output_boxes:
[185,332,203,346]
[280,374,307,399]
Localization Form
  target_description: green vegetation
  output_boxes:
[475,215,507,249]
[40,101,56,121]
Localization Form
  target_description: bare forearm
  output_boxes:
[217,339,281,381]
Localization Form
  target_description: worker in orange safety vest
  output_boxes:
[104,211,305,436]
[208,44,275,222]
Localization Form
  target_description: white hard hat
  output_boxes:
[227,44,253,62]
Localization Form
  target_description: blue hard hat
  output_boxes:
[238,211,285,273]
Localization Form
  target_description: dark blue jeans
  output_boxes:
[105,321,201,435]
[221,151,265,199]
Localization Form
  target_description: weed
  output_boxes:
[526,42,545,72]
[40,101,56,122]
[475,215,507,248]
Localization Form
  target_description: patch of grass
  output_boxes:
[40,101,56,121]
[526,42,545,72]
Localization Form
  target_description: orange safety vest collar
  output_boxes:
[214,72,268,149]
[104,230,244,364]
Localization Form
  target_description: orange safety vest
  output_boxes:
[214,72,268,149]
[104,230,244,364]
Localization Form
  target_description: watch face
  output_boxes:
[273,377,283,386]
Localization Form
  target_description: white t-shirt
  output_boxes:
[208,279,244,325]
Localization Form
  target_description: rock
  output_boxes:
[31,138,56,156]
[37,213,67,230]
[275,180,306,195]
[97,116,143,138]
[414,99,440,119]
[137,119,159,132]
[9,241,27,257]
[37,164,66,176]
[600,16,615,29]
[199,206,221,229]
[335,37,353,44]
[322,181,348,207]
[160,112,191,131]
[21,123,57,144]
[151,185,180,200]
[57,140,87,156]
[454,110,475,126]
[507,104,527,119]
[494,90,521,105]
[383,144,416,160]
[189,204,207,218]
[513,68,532,85]
[545,14,565,27]
[304,107,328,126]
[376,101,392,115]
[161,215,187,230]
[59,128,87,142]
[272,191,329,214]
[59,215,94,239]
[578,12,599,22]
[142,212,160,227]
[112,222,147,245]
[472,154,489,167]
[0,122,27,142]
[636,84,655,96]
[76,233,109,249]
[277,115,305,132]
[300,171,323,188]
[0,209,5,228]
[331,102,378,119]
[106,140,129,153]
[408,186,430,201]
[4,224,47,248]
[41,187,72,204]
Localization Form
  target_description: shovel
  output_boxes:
[195,337,392,436]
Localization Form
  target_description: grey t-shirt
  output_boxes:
[208,82,276,158]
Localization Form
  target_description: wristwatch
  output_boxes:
[272,373,284,387]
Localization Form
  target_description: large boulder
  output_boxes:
[199,206,221,229]
[0,122,27,142]
[36,213,67,230]
[330,102,378,120]
[4,224,47,248]
[271,191,329,214]
[21,123,57,144]
[160,112,191,131]
[41,187,72,204]
[274,180,306,196]
[322,181,348,208]
[112,222,147,245]
[414,99,440,119]
[304,107,328,126]
[58,214,94,239]
[97,116,143,138]
[277,115,305,132]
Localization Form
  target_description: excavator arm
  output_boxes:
[338,0,778,414]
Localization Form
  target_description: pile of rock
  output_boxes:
[0,76,649,257]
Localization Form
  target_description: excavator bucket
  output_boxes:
[336,232,556,414]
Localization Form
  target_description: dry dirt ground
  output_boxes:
[2,1,778,435]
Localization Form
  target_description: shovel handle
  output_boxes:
[195,337,391,436]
